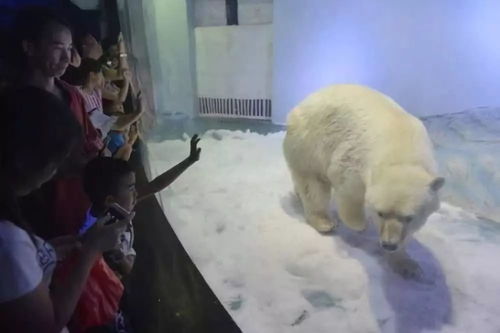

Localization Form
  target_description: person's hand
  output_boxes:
[82,34,103,60]
[48,235,82,262]
[118,32,126,53]
[188,134,201,163]
[128,124,139,145]
[81,211,134,254]
[70,48,81,68]
[123,69,132,82]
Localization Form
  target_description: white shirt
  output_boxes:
[78,87,117,138]
[0,220,57,303]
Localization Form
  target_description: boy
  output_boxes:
[80,135,201,276]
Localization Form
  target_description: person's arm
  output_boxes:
[81,34,103,60]
[105,253,135,279]
[113,144,133,161]
[111,92,144,131]
[117,33,129,72]
[69,47,81,68]
[102,71,131,104]
[0,250,96,333]
[113,124,139,161]
[137,135,201,201]
[0,214,132,333]
[121,255,135,276]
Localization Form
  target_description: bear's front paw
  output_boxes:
[309,216,337,234]
[391,258,423,280]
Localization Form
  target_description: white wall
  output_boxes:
[194,0,227,27]
[195,25,273,99]
[194,0,273,26]
[272,0,500,124]
[238,0,273,25]
[146,0,197,117]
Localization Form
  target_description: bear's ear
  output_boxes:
[430,177,445,192]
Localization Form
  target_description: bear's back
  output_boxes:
[285,84,436,175]
[288,84,410,128]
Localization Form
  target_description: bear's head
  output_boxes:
[365,165,445,252]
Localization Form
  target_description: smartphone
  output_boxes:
[104,203,129,225]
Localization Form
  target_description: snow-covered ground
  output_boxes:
[147,116,500,333]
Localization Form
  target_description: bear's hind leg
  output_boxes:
[291,171,336,233]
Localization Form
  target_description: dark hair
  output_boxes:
[75,57,102,86]
[101,36,117,52]
[83,157,133,208]
[0,86,82,229]
[9,6,72,69]
[75,33,89,53]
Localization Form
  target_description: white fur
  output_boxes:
[283,84,444,278]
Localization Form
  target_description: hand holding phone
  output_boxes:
[81,207,135,253]
[105,203,131,225]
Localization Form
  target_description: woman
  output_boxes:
[0,87,133,333]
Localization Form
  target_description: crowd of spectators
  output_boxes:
[0,6,201,333]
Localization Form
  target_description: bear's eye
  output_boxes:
[401,216,413,223]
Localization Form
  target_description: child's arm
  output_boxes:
[106,253,135,279]
[117,32,129,72]
[103,228,136,278]
[120,254,135,277]
[102,70,131,104]
[137,135,201,202]
[113,143,133,161]
[113,125,139,161]
[112,91,144,131]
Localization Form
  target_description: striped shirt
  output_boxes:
[78,87,116,138]
[78,87,103,115]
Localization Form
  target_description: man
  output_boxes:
[14,7,103,237]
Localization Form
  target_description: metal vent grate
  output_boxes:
[199,97,271,119]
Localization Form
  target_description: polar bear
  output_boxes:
[283,84,444,279]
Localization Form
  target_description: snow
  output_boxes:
[147,122,500,333]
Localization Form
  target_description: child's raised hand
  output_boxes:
[188,134,201,163]
[118,32,126,52]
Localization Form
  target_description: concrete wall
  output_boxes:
[194,0,273,26]
[147,0,197,117]
[195,24,272,99]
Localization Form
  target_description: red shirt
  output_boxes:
[57,79,103,155]
[43,80,103,236]
[54,81,124,331]
[19,79,123,330]
[20,79,104,238]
